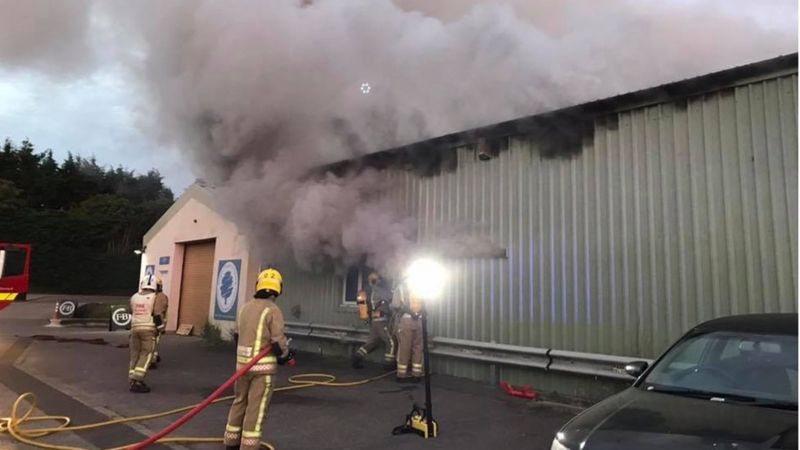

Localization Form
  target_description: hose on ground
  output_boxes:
[0,364,392,450]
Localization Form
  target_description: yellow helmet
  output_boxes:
[255,268,283,297]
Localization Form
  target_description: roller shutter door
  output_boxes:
[178,240,215,336]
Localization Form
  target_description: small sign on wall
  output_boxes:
[159,256,170,265]
[214,259,241,321]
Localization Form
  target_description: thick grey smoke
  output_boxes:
[0,0,95,75]
[1,0,796,273]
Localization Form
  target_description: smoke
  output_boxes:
[0,0,96,75]
[1,0,796,273]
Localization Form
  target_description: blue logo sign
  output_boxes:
[214,259,241,321]
[159,256,170,265]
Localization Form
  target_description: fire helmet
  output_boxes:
[256,268,283,297]
[367,272,380,286]
[140,273,158,291]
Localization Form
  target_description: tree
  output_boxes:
[0,179,24,211]
[0,137,175,293]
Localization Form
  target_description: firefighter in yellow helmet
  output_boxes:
[352,271,396,370]
[224,268,293,450]
[149,277,168,370]
[391,280,424,383]
[128,273,168,393]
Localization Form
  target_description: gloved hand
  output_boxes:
[233,332,239,344]
[277,349,296,366]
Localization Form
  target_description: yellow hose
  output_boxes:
[0,371,392,450]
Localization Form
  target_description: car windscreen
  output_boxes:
[642,331,798,405]
[0,247,27,278]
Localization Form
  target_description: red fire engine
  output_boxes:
[0,243,31,311]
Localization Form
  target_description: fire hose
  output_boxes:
[0,345,392,450]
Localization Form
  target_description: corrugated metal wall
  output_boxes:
[281,72,797,374]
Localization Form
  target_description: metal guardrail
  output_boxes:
[285,321,653,381]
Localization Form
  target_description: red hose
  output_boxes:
[127,346,274,450]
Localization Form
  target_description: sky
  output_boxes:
[0,0,796,195]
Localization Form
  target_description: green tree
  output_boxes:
[0,179,24,211]
[0,137,174,294]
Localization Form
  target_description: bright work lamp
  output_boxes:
[405,257,447,300]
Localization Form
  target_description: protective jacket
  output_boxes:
[130,291,168,330]
[368,283,393,321]
[235,298,289,375]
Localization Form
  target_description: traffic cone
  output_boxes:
[45,301,63,327]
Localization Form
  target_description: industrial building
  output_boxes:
[140,53,797,401]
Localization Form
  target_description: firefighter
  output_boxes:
[351,271,396,370]
[391,281,424,383]
[224,268,294,450]
[128,273,167,393]
[149,277,168,370]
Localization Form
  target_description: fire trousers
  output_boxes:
[396,314,423,378]
[128,328,155,381]
[153,327,164,362]
[356,319,396,363]
[224,373,274,450]
[153,332,160,360]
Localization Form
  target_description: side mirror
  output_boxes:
[624,361,649,378]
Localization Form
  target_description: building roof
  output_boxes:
[142,182,216,244]
[324,53,798,175]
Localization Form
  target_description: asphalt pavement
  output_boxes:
[0,296,577,450]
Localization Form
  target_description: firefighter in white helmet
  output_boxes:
[391,280,424,383]
[352,271,396,370]
[128,273,168,393]
[149,277,168,370]
[224,268,293,450]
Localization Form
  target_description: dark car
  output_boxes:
[551,314,798,450]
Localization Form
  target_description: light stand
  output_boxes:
[392,257,444,439]
[421,306,435,435]
[392,304,439,439]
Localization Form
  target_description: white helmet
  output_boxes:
[140,273,158,291]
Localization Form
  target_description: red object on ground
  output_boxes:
[500,381,538,400]
[127,345,274,450]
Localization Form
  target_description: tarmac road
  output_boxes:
[0,296,577,450]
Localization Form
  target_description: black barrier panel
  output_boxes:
[108,305,131,331]
[58,301,78,318]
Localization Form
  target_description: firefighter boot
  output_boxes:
[129,380,151,393]
[351,353,364,369]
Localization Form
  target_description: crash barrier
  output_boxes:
[284,321,653,381]
[107,304,132,331]
[46,302,132,329]
[0,350,393,450]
